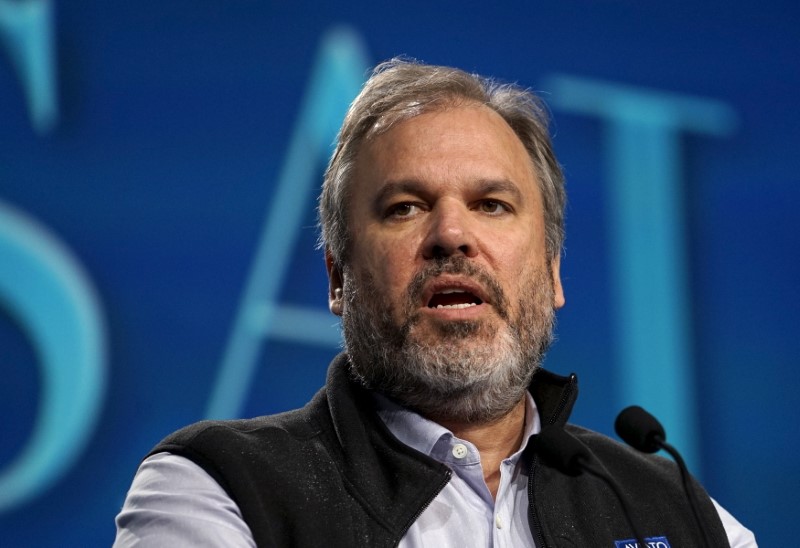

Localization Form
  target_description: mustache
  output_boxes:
[405,256,510,321]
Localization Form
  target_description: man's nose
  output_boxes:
[421,201,479,259]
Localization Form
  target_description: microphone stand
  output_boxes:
[652,435,713,548]
[535,426,649,547]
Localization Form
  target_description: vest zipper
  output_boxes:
[528,454,548,548]
[547,373,577,427]
[394,469,453,547]
[528,373,577,547]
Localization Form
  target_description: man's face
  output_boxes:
[328,102,564,422]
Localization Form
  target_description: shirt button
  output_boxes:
[495,515,503,529]
[452,443,468,459]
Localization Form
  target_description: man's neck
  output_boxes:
[435,397,527,500]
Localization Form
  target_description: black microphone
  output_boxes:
[534,425,648,547]
[615,406,712,548]
[614,405,665,454]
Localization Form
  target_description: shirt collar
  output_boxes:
[374,391,542,464]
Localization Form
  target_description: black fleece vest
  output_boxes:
[149,354,730,547]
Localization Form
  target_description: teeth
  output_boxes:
[435,303,477,309]
[439,289,466,294]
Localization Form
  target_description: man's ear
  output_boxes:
[551,254,565,309]
[326,250,344,316]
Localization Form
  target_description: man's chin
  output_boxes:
[410,316,494,341]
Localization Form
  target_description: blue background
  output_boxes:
[1,1,798,545]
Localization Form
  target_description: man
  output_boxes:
[115,59,756,546]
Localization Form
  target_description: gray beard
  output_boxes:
[341,256,556,424]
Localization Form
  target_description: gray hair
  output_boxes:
[318,58,566,266]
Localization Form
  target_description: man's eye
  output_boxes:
[387,203,418,218]
[478,200,508,214]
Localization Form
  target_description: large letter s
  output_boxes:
[0,200,107,512]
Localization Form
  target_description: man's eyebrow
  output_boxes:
[373,180,429,205]
[372,178,526,206]
[475,179,525,201]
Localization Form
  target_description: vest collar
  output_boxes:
[319,353,579,541]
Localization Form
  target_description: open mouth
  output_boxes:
[427,289,484,310]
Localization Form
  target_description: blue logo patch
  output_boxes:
[614,537,671,548]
